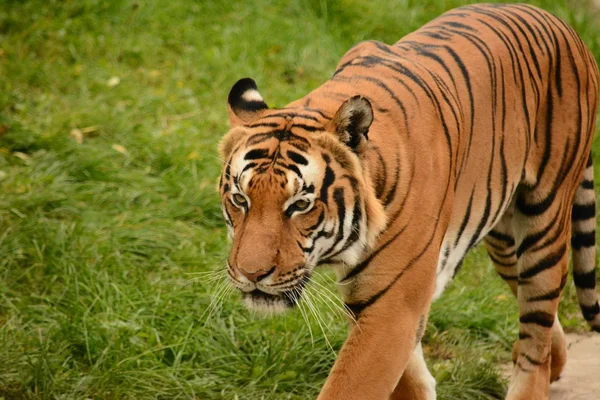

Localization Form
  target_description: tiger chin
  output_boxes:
[216,3,600,400]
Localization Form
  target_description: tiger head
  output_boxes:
[218,78,386,313]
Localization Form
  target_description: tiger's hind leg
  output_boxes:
[503,189,575,400]
[390,342,436,400]
[511,317,567,383]
[484,205,568,384]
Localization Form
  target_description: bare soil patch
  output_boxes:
[549,333,600,400]
[503,333,600,399]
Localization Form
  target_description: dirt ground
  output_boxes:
[548,333,600,400]
[503,333,600,399]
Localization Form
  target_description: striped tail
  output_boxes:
[571,153,600,332]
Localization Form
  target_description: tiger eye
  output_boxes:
[294,199,310,211]
[233,193,247,205]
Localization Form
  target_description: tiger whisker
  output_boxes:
[185,269,227,277]
[187,269,228,281]
[204,279,230,319]
[309,287,344,320]
[200,279,233,325]
[292,287,314,347]
[209,284,234,322]
[199,279,226,322]
[205,154,226,163]
[334,262,356,286]
[185,255,229,276]
[182,268,228,288]
[310,280,357,326]
[303,287,336,355]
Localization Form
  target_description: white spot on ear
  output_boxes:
[242,89,264,103]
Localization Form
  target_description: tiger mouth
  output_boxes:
[244,288,302,306]
[241,284,307,313]
[245,289,294,305]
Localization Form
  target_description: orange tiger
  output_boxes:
[218,3,599,399]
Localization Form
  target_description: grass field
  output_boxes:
[1,0,599,399]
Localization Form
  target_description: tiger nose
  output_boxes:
[236,266,276,283]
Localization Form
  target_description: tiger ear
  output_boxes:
[327,96,373,154]
[227,78,269,127]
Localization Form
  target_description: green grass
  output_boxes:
[1,0,599,399]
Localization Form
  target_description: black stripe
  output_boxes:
[472,12,533,153]
[345,215,441,315]
[495,8,542,82]
[332,72,409,123]
[326,176,362,258]
[497,271,518,281]
[306,210,325,232]
[341,224,408,282]
[516,361,533,373]
[573,270,596,289]
[487,230,516,246]
[333,188,346,246]
[519,244,566,279]
[241,162,258,174]
[520,353,544,366]
[444,20,476,32]
[485,239,515,255]
[246,132,276,146]
[489,253,516,267]
[572,203,595,221]
[247,122,280,129]
[527,287,561,302]
[438,44,473,178]
[371,145,387,199]
[223,205,233,226]
[571,231,595,249]
[581,179,594,189]
[519,331,532,340]
[516,188,556,217]
[259,111,320,122]
[519,311,554,328]
[303,107,332,120]
[454,188,475,247]
[581,302,600,321]
[275,161,302,178]
[320,165,335,204]
[292,123,322,132]
[225,160,232,180]
[529,217,567,254]
[304,228,335,254]
[420,31,451,40]
[501,8,545,53]
[286,150,308,165]
[517,213,559,257]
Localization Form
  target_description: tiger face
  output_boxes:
[218,78,386,313]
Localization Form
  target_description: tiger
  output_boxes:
[217,3,600,400]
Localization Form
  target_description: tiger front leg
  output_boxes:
[317,250,438,400]
[390,342,437,400]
